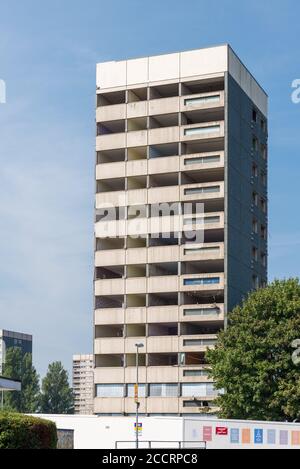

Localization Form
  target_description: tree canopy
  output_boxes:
[207,279,300,421]
[3,349,40,413]
[40,361,74,414]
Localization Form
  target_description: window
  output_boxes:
[184,95,220,106]
[261,225,267,240]
[252,163,258,178]
[261,198,267,213]
[149,383,178,397]
[252,109,257,123]
[184,185,220,196]
[261,253,267,267]
[184,155,221,166]
[252,219,258,234]
[252,136,258,152]
[184,246,220,255]
[252,275,259,290]
[184,277,220,286]
[261,171,267,186]
[261,144,267,160]
[252,192,258,206]
[184,125,220,136]
[183,338,217,347]
[181,383,218,397]
[96,384,124,398]
[183,307,220,317]
[127,384,146,398]
[183,369,209,377]
[184,216,220,226]
[261,119,266,133]
[252,247,258,262]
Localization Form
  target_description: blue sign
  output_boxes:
[230,428,240,444]
[267,429,276,445]
[254,429,263,444]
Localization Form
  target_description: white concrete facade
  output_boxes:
[94,45,268,416]
[96,45,267,116]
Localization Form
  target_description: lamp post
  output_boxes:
[134,343,144,449]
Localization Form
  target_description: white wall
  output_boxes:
[36,415,183,449]
[36,414,300,449]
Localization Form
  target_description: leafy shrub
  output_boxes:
[0,412,57,449]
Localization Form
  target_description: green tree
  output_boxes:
[3,349,40,413]
[207,279,300,421]
[40,362,74,414]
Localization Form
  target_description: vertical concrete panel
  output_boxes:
[127,58,149,85]
[180,46,228,78]
[149,53,180,82]
[96,61,127,89]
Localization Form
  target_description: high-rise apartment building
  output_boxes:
[73,354,94,414]
[0,329,32,375]
[94,45,268,416]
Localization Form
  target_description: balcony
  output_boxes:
[96,132,126,151]
[94,397,124,414]
[125,337,147,353]
[95,249,126,267]
[94,308,124,325]
[148,155,180,175]
[94,367,125,384]
[95,278,125,296]
[94,337,124,354]
[96,161,126,180]
[147,397,179,414]
[96,103,126,122]
[148,275,179,294]
[148,96,180,116]
[148,185,180,204]
[148,126,180,145]
[147,305,179,323]
[127,100,148,119]
[96,187,148,207]
[147,336,179,354]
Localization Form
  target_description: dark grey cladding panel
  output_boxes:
[226,74,268,313]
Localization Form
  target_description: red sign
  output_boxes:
[216,427,228,436]
[203,426,212,442]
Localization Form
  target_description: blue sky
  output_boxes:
[0,0,299,377]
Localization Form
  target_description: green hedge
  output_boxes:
[0,412,57,449]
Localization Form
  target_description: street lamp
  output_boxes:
[134,343,144,449]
